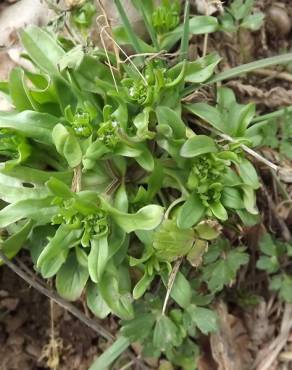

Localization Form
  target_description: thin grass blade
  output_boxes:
[252,106,292,123]
[180,0,190,61]
[210,52,292,83]
[133,0,159,50]
[114,0,143,57]
[88,336,130,370]
[183,52,292,96]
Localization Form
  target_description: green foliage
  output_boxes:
[71,1,96,30]
[219,0,264,32]
[113,0,218,52]
[201,238,249,292]
[0,2,288,368]
[152,0,181,35]
[250,112,292,159]
[185,87,256,137]
[257,233,292,303]
[89,336,130,370]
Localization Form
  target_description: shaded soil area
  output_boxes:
[0,266,101,370]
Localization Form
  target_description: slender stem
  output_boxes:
[252,68,292,83]
[239,142,278,172]
[271,169,291,201]
[101,34,119,92]
[209,52,292,84]
[202,0,210,57]
[99,25,147,84]
[180,0,190,62]
[252,106,292,123]
[183,52,292,97]
[162,258,182,315]
[71,164,82,192]
[138,1,159,50]
[119,357,140,370]
[164,197,184,219]
[189,117,279,172]
[96,0,121,73]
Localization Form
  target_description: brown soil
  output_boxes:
[0,266,100,370]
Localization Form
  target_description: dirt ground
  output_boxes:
[0,265,102,370]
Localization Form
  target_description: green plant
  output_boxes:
[0,0,292,368]
[219,0,264,32]
[257,233,292,303]
[71,0,96,30]
[249,111,292,159]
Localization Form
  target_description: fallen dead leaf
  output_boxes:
[255,303,292,370]
[244,299,272,349]
[227,81,292,108]
[210,301,253,370]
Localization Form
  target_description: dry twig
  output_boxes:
[162,258,183,315]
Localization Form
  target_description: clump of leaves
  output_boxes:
[219,0,265,32]
[257,233,292,303]
[152,0,181,34]
[251,112,292,160]
[0,0,291,368]
[71,0,96,30]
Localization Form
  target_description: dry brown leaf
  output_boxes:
[244,299,272,349]
[210,301,252,370]
[227,81,292,108]
[255,304,292,370]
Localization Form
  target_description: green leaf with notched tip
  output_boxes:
[160,16,218,50]
[153,315,179,351]
[184,53,221,83]
[209,201,228,221]
[153,219,195,261]
[194,221,220,240]
[186,305,218,334]
[156,106,186,139]
[101,200,164,233]
[222,187,244,209]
